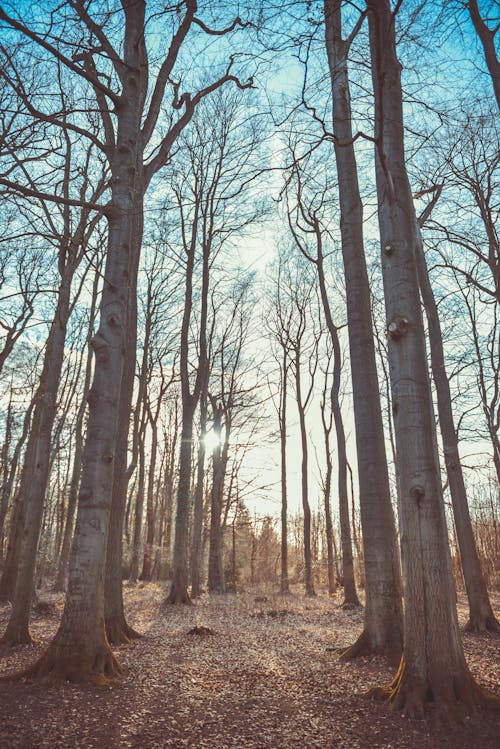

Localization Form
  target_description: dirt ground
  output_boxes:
[0,584,499,749]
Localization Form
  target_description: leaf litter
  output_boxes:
[0,584,498,748]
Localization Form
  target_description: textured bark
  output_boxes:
[14,1,149,681]
[104,192,143,645]
[324,0,402,660]
[366,0,498,720]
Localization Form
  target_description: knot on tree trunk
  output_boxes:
[387,316,409,341]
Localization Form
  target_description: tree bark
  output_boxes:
[366,0,498,721]
[324,0,402,660]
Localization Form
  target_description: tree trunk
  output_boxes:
[0,395,34,571]
[366,0,497,721]
[54,268,99,592]
[414,216,499,633]
[190,387,208,598]
[18,7,147,680]
[295,351,315,597]
[324,0,402,660]
[167,401,195,603]
[104,196,143,645]
[140,417,158,581]
[2,278,72,645]
[280,350,290,594]
[207,405,226,593]
[129,426,146,582]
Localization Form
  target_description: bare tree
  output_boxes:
[366,0,497,721]
[323,0,403,658]
[0,0,254,682]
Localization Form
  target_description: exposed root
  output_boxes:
[338,629,401,666]
[366,656,500,727]
[105,616,141,645]
[464,614,500,635]
[1,640,125,686]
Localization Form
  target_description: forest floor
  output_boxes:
[0,583,499,749]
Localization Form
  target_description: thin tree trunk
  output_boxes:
[295,351,315,597]
[140,416,158,581]
[415,209,499,633]
[280,350,290,594]
[2,278,72,644]
[190,386,208,597]
[0,395,35,573]
[167,401,195,603]
[54,267,99,592]
[207,404,226,593]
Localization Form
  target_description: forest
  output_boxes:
[0,1,498,747]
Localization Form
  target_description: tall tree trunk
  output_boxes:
[414,208,499,633]
[20,5,147,680]
[54,267,99,592]
[140,416,158,581]
[167,400,195,603]
[0,395,35,574]
[366,0,497,720]
[280,350,290,594]
[295,351,315,597]
[324,0,402,661]
[1,277,72,644]
[129,425,146,582]
[190,386,208,598]
[320,366,336,596]
[104,196,143,645]
[207,404,226,593]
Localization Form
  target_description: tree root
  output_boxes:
[367,657,500,727]
[464,614,500,635]
[164,588,192,605]
[338,629,401,666]
[105,616,141,645]
[1,640,125,686]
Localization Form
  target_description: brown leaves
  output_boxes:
[0,585,498,748]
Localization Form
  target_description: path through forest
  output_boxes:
[0,584,499,748]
